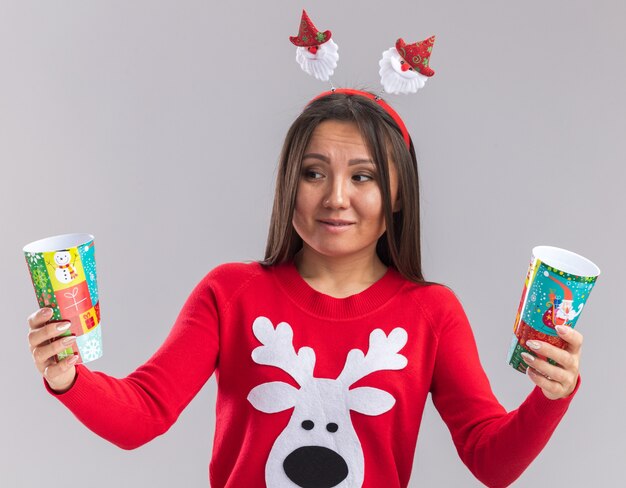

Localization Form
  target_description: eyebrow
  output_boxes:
[302,153,375,166]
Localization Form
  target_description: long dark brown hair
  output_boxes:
[260,91,431,285]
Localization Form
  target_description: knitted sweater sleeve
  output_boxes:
[428,286,579,488]
[43,272,220,450]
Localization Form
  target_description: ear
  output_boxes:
[348,387,396,416]
[247,381,299,413]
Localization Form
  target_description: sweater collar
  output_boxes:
[269,260,407,319]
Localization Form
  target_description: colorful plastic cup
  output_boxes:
[24,233,102,364]
[508,246,600,373]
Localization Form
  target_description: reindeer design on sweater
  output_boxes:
[247,316,408,488]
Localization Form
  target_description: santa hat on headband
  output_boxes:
[289,10,436,93]
[395,37,436,77]
[289,10,332,48]
[379,36,436,94]
[289,10,339,82]
[289,10,437,146]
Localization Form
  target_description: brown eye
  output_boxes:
[303,169,323,179]
[352,174,373,183]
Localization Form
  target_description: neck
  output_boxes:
[294,246,388,298]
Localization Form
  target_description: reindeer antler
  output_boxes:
[337,328,408,387]
[251,316,316,387]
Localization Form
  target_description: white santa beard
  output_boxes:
[378,47,428,94]
[295,39,339,82]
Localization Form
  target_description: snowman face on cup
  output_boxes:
[54,251,71,265]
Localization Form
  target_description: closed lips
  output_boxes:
[319,220,354,226]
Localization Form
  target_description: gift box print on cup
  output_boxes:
[24,233,102,364]
[508,246,600,373]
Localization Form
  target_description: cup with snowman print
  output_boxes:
[24,233,103,364]
[507,245,600,373]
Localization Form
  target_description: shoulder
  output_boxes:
[199,261,266,292]
[403,280,462,309]
[178,262,271,315]
[401,280,468,334]
[205,261,264,280]
[182,261,268,312]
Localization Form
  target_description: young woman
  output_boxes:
[27,91,582,488]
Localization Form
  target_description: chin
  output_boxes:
[302,240,379,262]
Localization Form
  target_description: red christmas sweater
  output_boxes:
[45,261,579,487]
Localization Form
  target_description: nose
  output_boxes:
[323,177,348,209]
[283,446,349,487]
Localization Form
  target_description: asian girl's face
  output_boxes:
[292,120,400,263]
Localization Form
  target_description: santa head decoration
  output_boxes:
[290,11,437,149]
[379,36,436,94]
[289,10,339,82]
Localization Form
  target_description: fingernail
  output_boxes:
[67,355,79,365]
[62,336,77,345]
[555,325,571,335]
[39,308,52,317]
[526,340,541,350]
[56,322,71,331]
[521,352,535,363]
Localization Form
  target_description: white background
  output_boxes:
[1,1,624,486]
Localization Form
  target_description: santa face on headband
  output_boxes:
[378,37,435,95]
[295,39,339,82]
[378,47,429,95]
[290,10,339,82]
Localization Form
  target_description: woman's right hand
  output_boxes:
[27,307,78,393]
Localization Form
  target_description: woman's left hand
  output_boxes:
[520,325,583,400]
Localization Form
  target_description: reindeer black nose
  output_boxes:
[283,446,348,488]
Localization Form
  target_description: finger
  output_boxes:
[27,307,54,330]
[555,325,584,355]
[28,320,71,351]
[32,335,77,372]
[527,367,568,400]
[44,355,79,383]
[521,352,571,384]
[524,340,578,371]
[39,356,56,374]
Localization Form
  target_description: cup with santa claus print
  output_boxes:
[23,233,103,364]
[507,246,600,373]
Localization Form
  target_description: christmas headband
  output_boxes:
[309,89,412,148]
[289,9,436,149]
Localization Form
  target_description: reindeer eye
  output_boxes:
[301,420,314,430]
[326,423,338,433]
